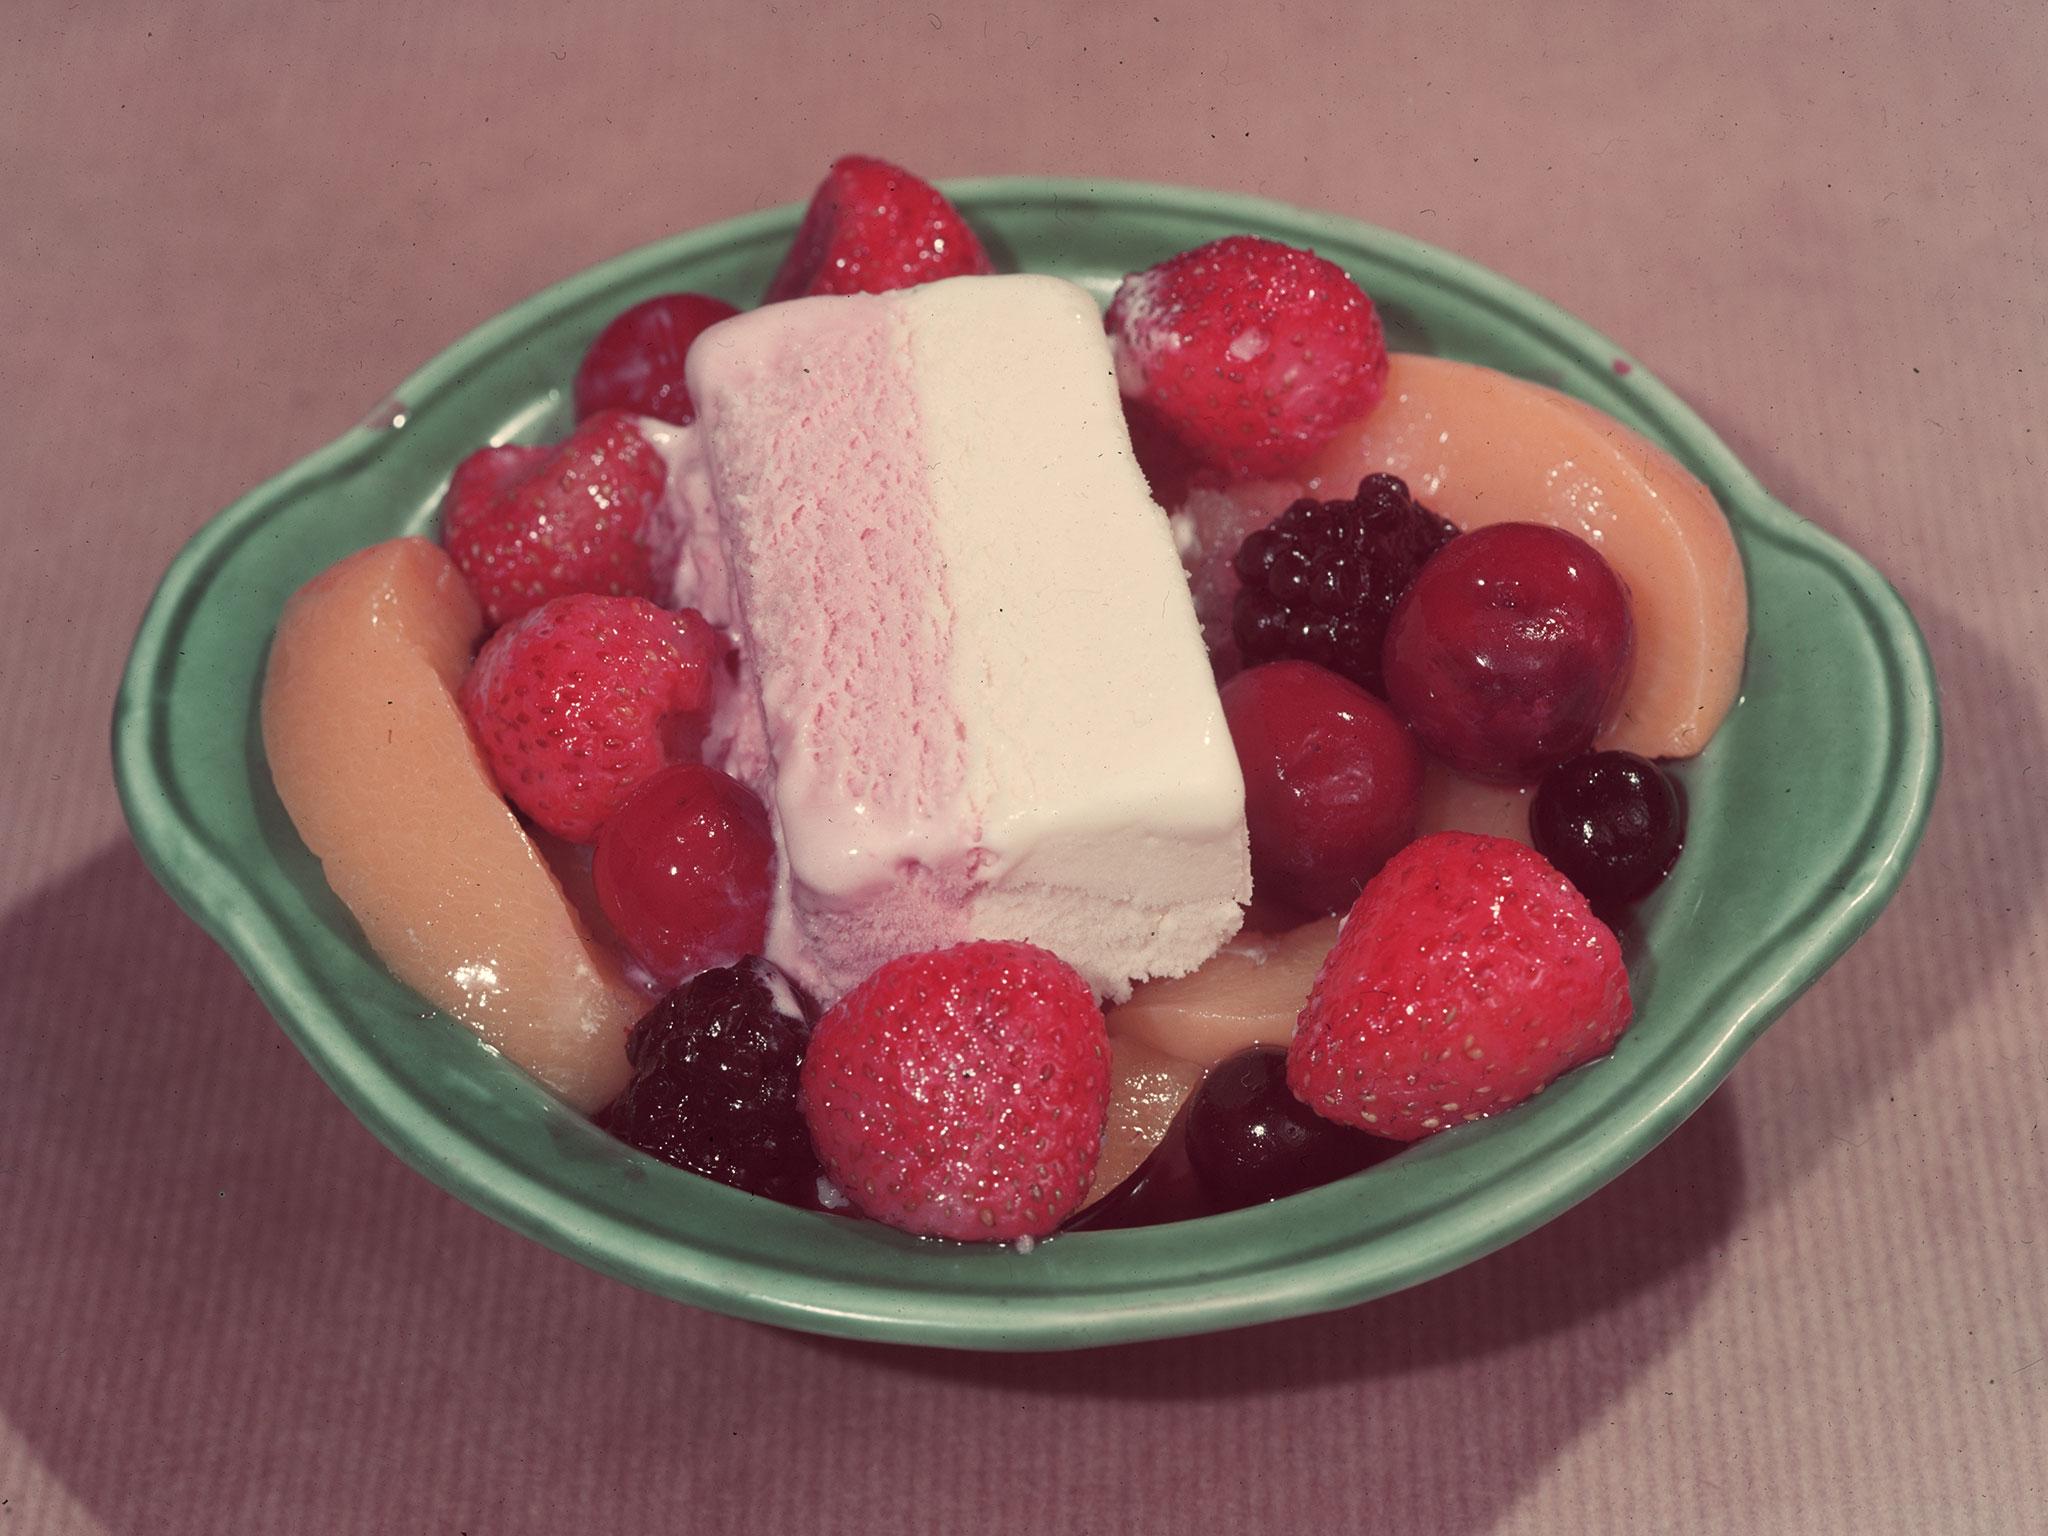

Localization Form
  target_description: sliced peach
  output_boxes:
[1084,1038,1205,1206]
[1107,917,1341,1066]
[1416,758,1535,846]
[261,538,639,1110]
[1304,355,1747,760]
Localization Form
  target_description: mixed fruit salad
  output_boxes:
[260,156,1745,1245]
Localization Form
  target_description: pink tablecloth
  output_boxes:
[4,2,2041,1530]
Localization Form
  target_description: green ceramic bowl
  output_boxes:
[112,180,1939,1349]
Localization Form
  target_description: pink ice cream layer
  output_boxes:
[657,274,1250,1003]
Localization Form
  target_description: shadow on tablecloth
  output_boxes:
[0,681,2017,1536]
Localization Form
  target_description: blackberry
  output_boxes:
[1231,473,1458,694]
[595,957,825,1207]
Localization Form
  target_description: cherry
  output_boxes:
[1064,1050,1406,1230]
[593,762,775,988]
[1382,522,1634,782]
[1220,660,1424,917]
[1531,750,1685,907]
[1184,1047,1401,1209]
[572,292,741,426]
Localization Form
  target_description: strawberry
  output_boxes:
[573,292,741,426]
[440,411,668,629]
[799,941,1111,1242]
[459,593,721,843]
[1290,832,1631,1141]
[763,154,995,304]
[1106,235,1389,480]
[1120,394,1208,509]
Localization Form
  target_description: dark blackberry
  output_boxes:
[595,957,825,1207]
[1231,473,1458,694]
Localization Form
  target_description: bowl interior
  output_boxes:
[114,180,1939,1349]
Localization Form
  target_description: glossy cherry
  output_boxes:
[1531,750,1685,907]
[1382,522,1634,782]
[1184,1047,1402,1209]
[573,292,741,425]
[1220,660,1424,917]
[593,762,775,988]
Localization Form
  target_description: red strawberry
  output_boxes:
[459,593,721,843]
[1121,394,1208,509]
[1106,235,1389,480]
[763,154,995,304]
[441,411,668,629]
[1290,832,1631,1141]
[573,292,741,426]
[799,941,1111,1242]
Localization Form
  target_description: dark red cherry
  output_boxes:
[1184,1047,1401,1209]
[1531,750,1685,906]
[1382,523,1634,782]
[1220,660,1424,917]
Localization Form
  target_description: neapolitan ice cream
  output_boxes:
[654,274,1252,1004]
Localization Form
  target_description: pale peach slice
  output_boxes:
[1416,758,1535,846]
[262,537,640,1111]
[1304,354,1747,760]
[1107,917,1342,1066]
[1083,1038,1205,1206]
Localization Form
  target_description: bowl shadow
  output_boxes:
[1688,408,2028,1209]
[812,1080,1742,1396]
[1,840,1744,1535]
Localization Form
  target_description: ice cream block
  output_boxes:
[662,273,1251,1003]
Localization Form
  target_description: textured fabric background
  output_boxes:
[3,2,2042,1531]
